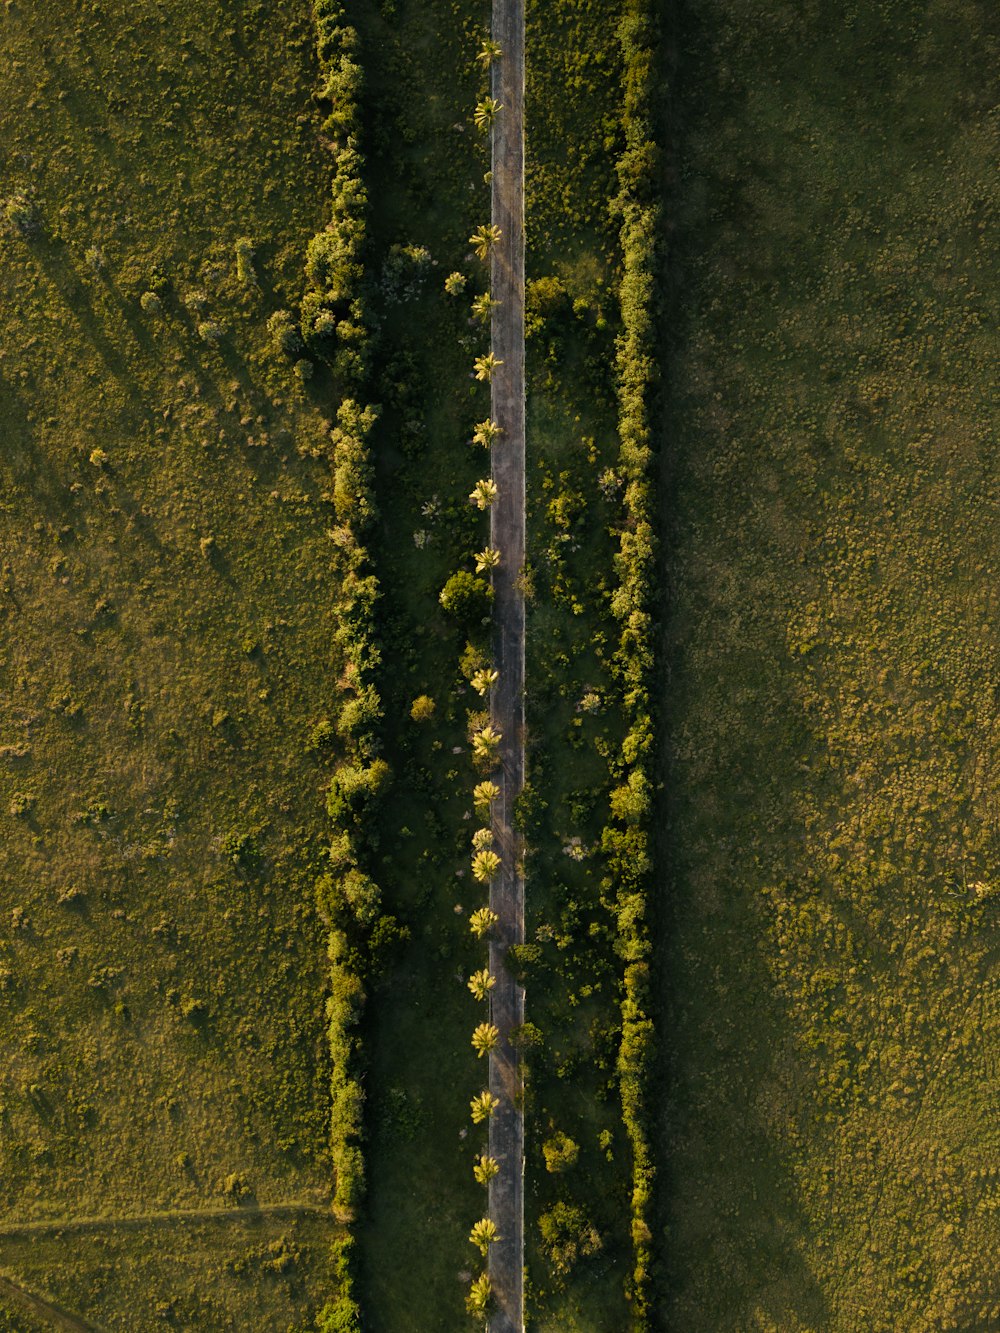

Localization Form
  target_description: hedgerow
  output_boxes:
[305,3,383,1329]
[602,0,662,1323]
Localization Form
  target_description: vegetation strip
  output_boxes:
[485,0,527,1327]
[604,1,662,1322]
[302,2,384,1328]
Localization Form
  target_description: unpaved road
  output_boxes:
[487,0,526,1326]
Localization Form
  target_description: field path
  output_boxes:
[0,1199,331,1240]
[487,0,526,1326]
[0,1272,96,1331]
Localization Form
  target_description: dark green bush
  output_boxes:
[439,570,494,625]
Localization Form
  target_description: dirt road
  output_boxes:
[486,0,526,1326]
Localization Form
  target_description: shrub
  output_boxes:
[409,694,435,722]
[538,1203,602,1277]
[3,196,40,236]
[197,319,224,344]
[267,309,303,356]
[439,570,493,625]
[542,1131,580,1174]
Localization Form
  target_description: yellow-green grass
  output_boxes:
[0,0,342,1316]
[0,1212,338,1330]
[660,0,1000,1327]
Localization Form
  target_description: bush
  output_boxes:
[439,570,493,625]
[267,309,303,356]
[538,1202,602,1277]
[542,1132,580,1174]
[410,695,435,722]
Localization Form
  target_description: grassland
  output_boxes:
[659,1,1000,1328]
[0,0,344,1321]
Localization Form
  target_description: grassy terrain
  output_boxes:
[0,1213,338,1330]
[522,0,639,1326]
[659,1,1000,1328]
[0,0,343,1320]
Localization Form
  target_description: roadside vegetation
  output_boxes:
[521,0,660,1326]
[659,1,1000,1328]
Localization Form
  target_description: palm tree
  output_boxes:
[475,547,501,573]
[473,1154,500,1185]
[473,97,503,132]
[472,723,502,762]
[472,1022,500,1057]
[470,478,498,509]
[469,907,499,938]
[473,352,502,382]
[472,849,501,882]
[476,37,502,68]
[473,417,503,448]
[472,292,499,323]
[468,968,497,1001]
[471,667,499,697]
[473,780,501,812]
[469,1217,500,1255]
[469,224,502,260]
[466,1272,493,1316]
[470,1089,500,1122]
[472,826,494,852]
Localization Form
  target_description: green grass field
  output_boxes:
[659,1,1000,1328]
[0,0,343,1321]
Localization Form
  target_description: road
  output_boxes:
[486,0,526,1326]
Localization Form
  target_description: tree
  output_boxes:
[475,547,501,574]
[469,907,499,938]
[542,1131,580,1173]
[472,292,499,323]
[473,1154,500,1185]
[469,1217,500,1255]
[444,270,466,295]
[472,849,501,882]
[472,1023,500,1057]
[471,827,494,852]
[474,352,502,382]
[471,668,499,697]
[472,724,502,765]
[470,224,502,260]
[473,781,501,813]
[468,968,496,1001]
[470,1089,500,1122]
[476,37,502,67]
[470,478,498,509]
[473,418,502,448]
[466,1272,492,1317]
[473,97,503,132]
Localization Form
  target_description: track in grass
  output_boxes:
[487,0,526,1325]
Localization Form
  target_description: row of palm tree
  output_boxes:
[460,26,506,1325]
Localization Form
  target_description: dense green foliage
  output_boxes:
[660,0,1000,1327]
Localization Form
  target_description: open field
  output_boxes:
[659,0,1000,1328]
[0,0,342,1320]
